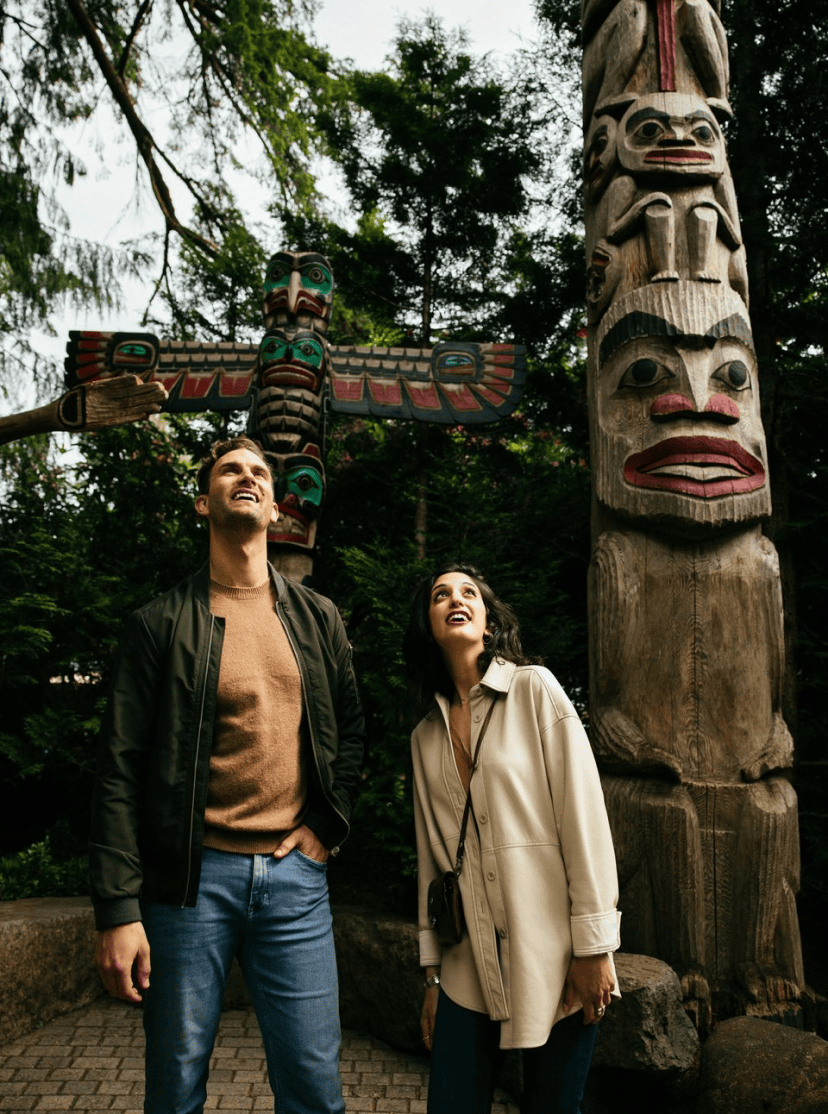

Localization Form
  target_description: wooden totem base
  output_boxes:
[602,773,806,1032]
[268,548,314,583]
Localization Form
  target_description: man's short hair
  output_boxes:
[196,437,272,495]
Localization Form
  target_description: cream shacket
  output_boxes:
[412,659,621,1049]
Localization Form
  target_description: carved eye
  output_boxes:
[296,340,324,366]
[260,339,288,361]
[300,265,332,293]
[635,121,665,142]
[712,360,750,391]
[266,264,290,287]
[692,123,716,144]
[287,468,324,506]
[618,358,674,389]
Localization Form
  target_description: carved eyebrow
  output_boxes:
[685,110,718,127]
[599,313,755,368]
[626,107,671,130]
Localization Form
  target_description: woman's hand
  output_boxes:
[563,954,615,1025]
[421,967,440,1050]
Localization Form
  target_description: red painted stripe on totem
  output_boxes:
[492,356,515,371]
[406,383,441,409]
[332,379,364,401]
[651,394,693,415]
[443,385,482,411]
[642,452,752,475]
[477,386,507,406]
[644,152,712,164]
[705,395,740,419]
[656,0,677,91]
[368,380,403,405]
[153,372,183,391]
[179,374,218,399]
[219,374,255,397]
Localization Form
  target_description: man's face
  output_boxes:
[195,448,278,534]
[618,93,726,179]
[591,284,771,533]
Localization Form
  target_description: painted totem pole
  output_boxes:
[582,0,805,1027]
[65,251,526,580]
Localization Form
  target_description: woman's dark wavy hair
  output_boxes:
[403,563,542,721]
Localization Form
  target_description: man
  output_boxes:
[90,436,364,1114]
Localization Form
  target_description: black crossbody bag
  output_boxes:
[426,698,496,947]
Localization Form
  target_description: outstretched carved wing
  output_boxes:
[327,341,527,424]
[66,333,527,423]
[65,331,257,412]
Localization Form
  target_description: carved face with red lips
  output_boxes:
[258,328,328,394]
[618,93,726,180]
[265,446,325,552]
[592,284,771,532]
[262,252,334,332]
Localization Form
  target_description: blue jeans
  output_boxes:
[141,847,344,1114]
[428,990,597,1114]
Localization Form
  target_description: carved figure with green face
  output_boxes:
[265,445,326,553]
[590,281,770,535]
[258,328,328,395]
[262,252,334,333]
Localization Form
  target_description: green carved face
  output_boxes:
[263,251,334,329]
[284,464,324,508]
[258,329,327,392]
[265,447,326,552]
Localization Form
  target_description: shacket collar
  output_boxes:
[432,657,517,727]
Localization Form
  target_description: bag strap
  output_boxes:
[453,696,497,878]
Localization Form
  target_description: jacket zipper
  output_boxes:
[277,600,348,836]
[182,613,216,905]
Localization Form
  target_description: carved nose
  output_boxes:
[650,393,739,423]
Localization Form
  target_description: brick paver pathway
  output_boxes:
[0,998,519,1113]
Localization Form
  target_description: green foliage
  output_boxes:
[316,15,551,342]
[311,404,592,890]
[0,0,335,396]
[0,420,208,855]
[0,837,87,900]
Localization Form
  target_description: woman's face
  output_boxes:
[428,571,489,658]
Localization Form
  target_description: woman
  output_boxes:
[404,563,620,1114]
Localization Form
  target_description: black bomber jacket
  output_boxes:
[89,562,365,931]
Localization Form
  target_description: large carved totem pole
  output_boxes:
[65,251,526,581]
[581,0,805,1027]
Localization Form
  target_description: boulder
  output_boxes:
[0,897,104,1045]
[697,1015,828,1114]
[593,953,700,1072]
[333,905,423,1052]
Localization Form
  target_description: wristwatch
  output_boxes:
[424,972,441,989]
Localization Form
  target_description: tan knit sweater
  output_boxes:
[202,578,307,853]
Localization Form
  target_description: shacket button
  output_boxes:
[487,870,496,881]
[499,928,507,939]
[479,814,488,824]
[473,714,481,723]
